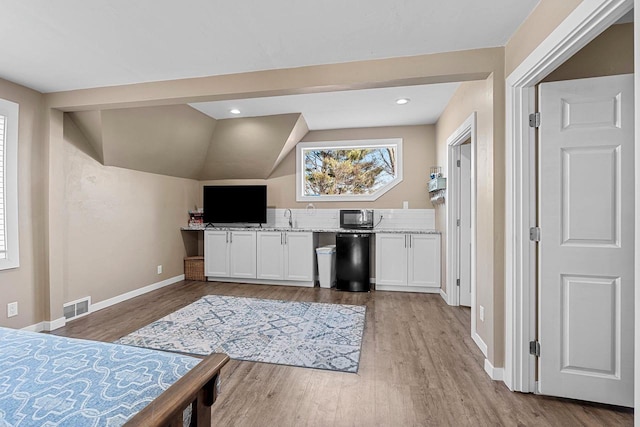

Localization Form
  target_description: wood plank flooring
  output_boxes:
[53,281,633,426]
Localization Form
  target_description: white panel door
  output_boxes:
[538,74,634,407]
[284,232,314,281]
[375,233,408,286]
[257,231,284,280]
[229,231,257,279]
[407,234,440,288]
[459,143,472,306]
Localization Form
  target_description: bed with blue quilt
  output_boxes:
[0,326,229,426]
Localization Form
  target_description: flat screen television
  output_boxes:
[203,185,267,225]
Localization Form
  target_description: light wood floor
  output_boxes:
[53,281,633,426]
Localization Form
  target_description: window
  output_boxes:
[296,138,403,202]
[0,98,19,270]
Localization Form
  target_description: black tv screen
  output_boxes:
[203,185,267,225]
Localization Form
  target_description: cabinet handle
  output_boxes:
[284,233,287,245]
[409,235,412,249]
[230,232,233,244]
[281,232,283,245]
[404,235,407,248]
[225,232,228,244]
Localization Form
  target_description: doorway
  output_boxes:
[445,113,482,353]
[504,0,635,398]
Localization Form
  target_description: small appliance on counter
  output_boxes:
[339,209,374,229]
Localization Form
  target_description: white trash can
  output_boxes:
[315,245,336,288]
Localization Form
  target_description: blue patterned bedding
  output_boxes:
[0,327,200,427]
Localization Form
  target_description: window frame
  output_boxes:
[0,98,19,270]
[295,138,403,202]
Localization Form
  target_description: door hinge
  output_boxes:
[529,340,540,357]
[529,112,540,128]
[456,278,460,287]
[529,226,540,242]
[457,219,461,226]
[456,159,461,167]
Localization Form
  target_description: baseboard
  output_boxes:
[91,274,185,313]
[375,285,440,293]
[23,317,67,332]
[484,359,504,381]
[472,331,488,357]
[207,276,315,287]
[20,276,185,333]
[22,321,46,332]
[439,288,449,303]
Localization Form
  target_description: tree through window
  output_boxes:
[296,139,403,202]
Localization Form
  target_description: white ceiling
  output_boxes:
[1,1,539,129]
[190,82,461,129]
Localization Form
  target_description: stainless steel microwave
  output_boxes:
[340,209,374,229]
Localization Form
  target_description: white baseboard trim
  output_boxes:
[439,288,449,304]
[91,274,185,313]
[24,317,67,332]
[22,322,43,332]
[484,359,504,381]
[20,275,185,333]
[472,331,488,357]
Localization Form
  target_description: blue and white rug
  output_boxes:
[116,295,366,373]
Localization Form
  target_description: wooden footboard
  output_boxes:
[125,353,230,427]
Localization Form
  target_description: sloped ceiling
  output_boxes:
[199,113,305,180]
[68,106,308,180]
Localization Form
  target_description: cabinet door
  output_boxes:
[375,233,407,286]
[229,231,257,278]
[407,234,440,287]
[257,231,284,280]
[284,232,313,282]
[204,230,229,277]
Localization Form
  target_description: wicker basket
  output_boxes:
[184,256,205,281]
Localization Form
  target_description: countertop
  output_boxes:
[181,225,440,234]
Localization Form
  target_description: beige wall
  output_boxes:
[41,46,505,364]
[200,114,302,180]
[543,22,634,82]
[200,125,436,210]
[0,78,46,328]
[435,77,495,357]
[505,0,584,76]
[62,117,200,306]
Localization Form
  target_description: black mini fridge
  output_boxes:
[336,233,370,292]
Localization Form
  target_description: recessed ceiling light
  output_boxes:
[395,98,410,105]
[230,108,241,115]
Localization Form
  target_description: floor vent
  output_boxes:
[63,297,91,320]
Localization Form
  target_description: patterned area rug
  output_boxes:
[116,295,366,373]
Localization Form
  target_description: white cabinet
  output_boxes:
[204,230,229,277]
[256,232,285,280]
[204,230,256,279]
[257,231,314,283]
[284,232,314,282]
[375,233,440,292]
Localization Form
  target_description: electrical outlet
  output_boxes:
[157,265,163,274]
[479,305,485,322]
[7,302,18,318]
[403,201,409,209]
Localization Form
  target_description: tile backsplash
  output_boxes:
[268,208,435,230]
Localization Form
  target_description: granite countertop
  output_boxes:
[181,225,440,234]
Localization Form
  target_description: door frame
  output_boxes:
[504,0,635,393]
[446,113,483,354]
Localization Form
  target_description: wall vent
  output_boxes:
[63,297,91,320]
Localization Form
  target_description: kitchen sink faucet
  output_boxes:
[284,208,293,228]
